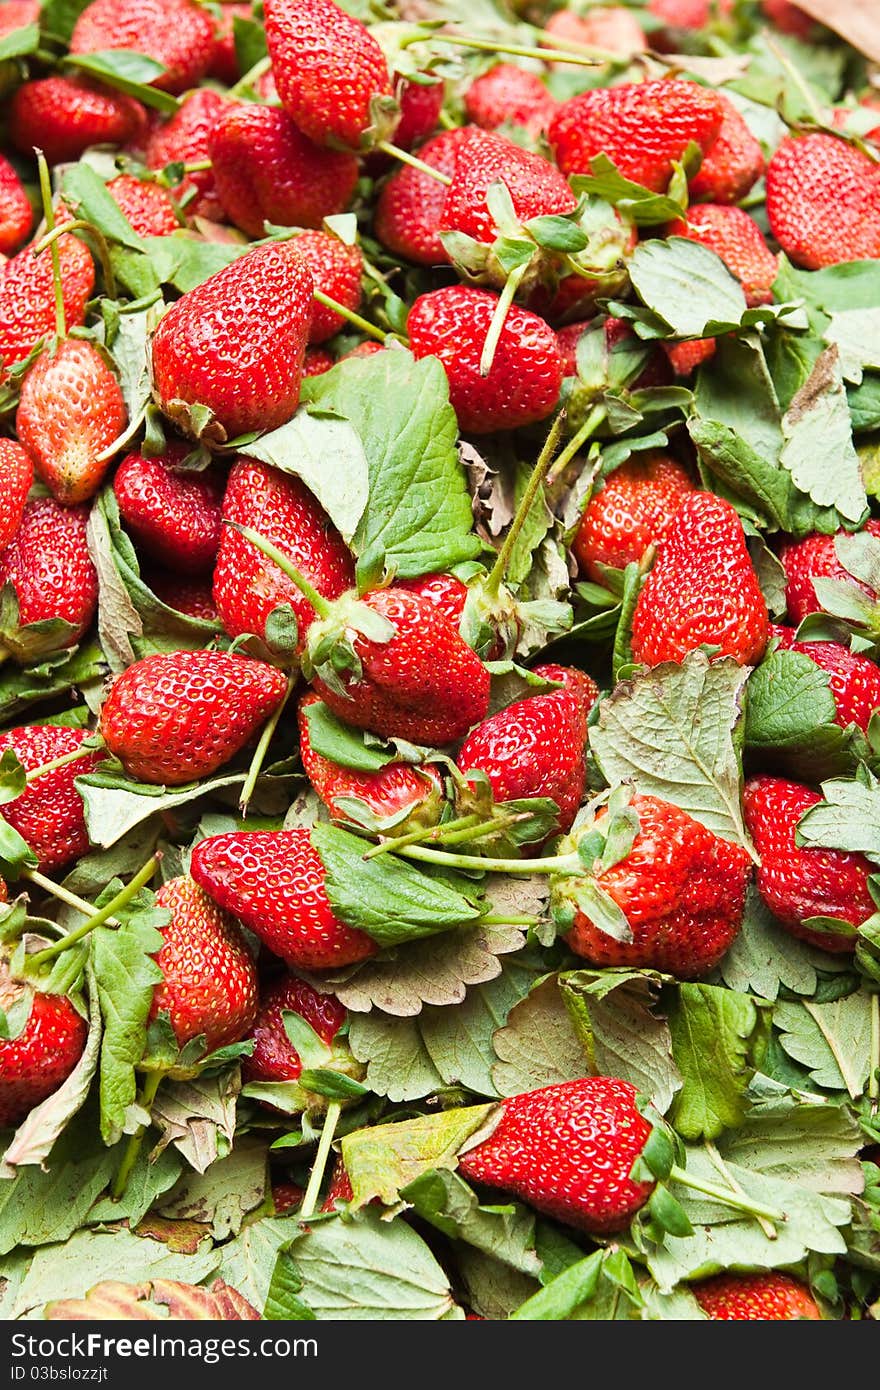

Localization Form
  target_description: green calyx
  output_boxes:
[304,591,396,694]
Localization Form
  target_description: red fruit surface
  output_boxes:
[408,285,563,434]
[146,571,218,622]
[663,337,717,375]
[0,1,40,35]
[272,1181,305,1215]
[70,0,217,95]
[190,828,378,970]
[532,663,599,716]
[441,128,576,245]
[743,775,875,951]
[0,156,31,255]
[9,77,147,165]
[667,205,777,306]
[394,78,444,149]
[113,444,223,575]
[631,491,768,666]
[150,876,258,1050]
[0,498,97,644]
[543,7,646,57]
[463,65,558,138]
[0,725,104,872]
[374,128,473,266]
[291,232,363,344]
[693,1272,821,1320]
[395,573,469,630]
[145,90,229,221]
[99,650,288,785]
[761,0,814,38]
[769,625,880,734]
[649,0,732,28]
[0,231,94,378]
[208,1,252,85]
[242,973,346,1084]
[0,965,87,1129]
[778,522,880,624]
[766,133,880,270]
[573,452,694,583]
[106,175,179,237]
[0,440,33,556]
[689,95,764,204]
[458,1077,654,1234]
[303,348,335,377]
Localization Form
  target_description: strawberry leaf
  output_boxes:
[0,1118,118,1261]
[491,974,589,1098]
[774,992,874,1098]
[45,1277,260,1321]
[718,1083,865,1195]
[341,1104,497,1209]
[401,1168,544,1278]
[0,640,104,725]
[157,1137,268,1240]
[150,1069,241,1173]
[61,164,145,253]
[78,768,247,849]
[39,0,91,44]
[715,884,828,1000]
[795,767,880,863]
[216,1217,297,1316]
[780,347,869,525]
[743,649,862,780]
[570,158,686,225]
[667,984,764,1140]
[302,700,398,772]
[62,51,180,115]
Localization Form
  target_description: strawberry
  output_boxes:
[558,318,673,385]
[663,337,717,376]
[396,572,469,629]
[393,79,445,150]
[264,0,395,151]
[542,7,646,58]
[688,95,764,205]
[291,231,363,345]
[761,0,815,38]
[692,1272,821,1320]
[208,1,253,85]
[648,0,733,30]
[241,973,347,1084]
[190,828,378,969]
[106,175,179,237]
[16,340,127,506]
[0,156,31,256]
[666,205,777,307]
[342,341,386,362]
[765,133,880,270]
[0,498,98,654]
[0,0,40,36]
[558,794,752,977]
[70,0,217,96]
[441,128,577,249]
[743,774,875,952]
[208,103,359,239]
[458,1077,655,1234]
[150,876,258,1049]
[631,491,769,667]
[145,90,229,222]
[778,522,880,625]
[298,691,444,830]
[550,81,725,191]
[0,230,94,379]
[0,440,33,556]
[526,216,636,325]
[272,1180,305,1215]
[532,662,600,713]
[99,650,288,785]
[213,457,354,646]
[573,452,694,583]
[322,1156,355,1209]
[463,65,558,139]
[769,625,880,735]
[9,77,147,166]
[150,242,314,443]
[374,128,473,266]
[303,348,336,378]
[113,443,224,575]
[0,725,105,872]
[145,570,218,622]
[0,963,87,1129]
[407,285,563,434]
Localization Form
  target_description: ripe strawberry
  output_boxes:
[526,216,636,325]
[70,0,217,95]
[559,794,752,977]
[113,443,224,575]
[145,90,229,222]
[666,206,777,307]
[272,1180,305,1215]
[208,1,252,85]
[463,65,558,139]
[648,0,733,30]
[766,133,880,270]
[190,828,378,969]
[9,77,147,166]
[208,103,359,239]
[106,175,179,237]
[393,78,444,150]
[0,441,33,556]
[778,522,880,625]
[743,774,875,952]
[0,498,98,652]
[214,457,354,646]
[396,573,469,629]
[573,452,694,583]
[688,95,764,205]
[532,662,600,714]
[0,963,87,1129]
[550,81,724,191]
[303,348,335,377]
[441,128,576,248]
[663,337,717,376]
[631,492,769,667]
[407,285,563,434]
[16,341,126,506]
[769,625,880,735]
[99,650,288,785]
[150,876,258,1049]
[264,0,395,151]
[291,232,363,345]
[0,156,31,256]
[761,0,815,38]
[0,725,104,872]
[692,1272,821,1320]
[558,318,673,386]
[322,1156,355,1209]
[145,570,218,622]
[0,0,40,36]
[543,7,646,58]
[374,128,473,266]
[458,1077,654,1234]
[0,231,94,378]
[241,973,346,1084]
[150,242,314,443]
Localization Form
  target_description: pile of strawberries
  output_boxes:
[0,0,877,1325]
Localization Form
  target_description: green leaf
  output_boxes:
[718,1085,865,1195]
[217,1217,296,1316]
[490,974,589,1098]
[61,164,145,252]
[39,0,92,44]
[0,641,105,725]
[0,22,39,61]
[511,1252,604,1320]
[626,238,748,338]
[233,12,269,74]
[0,1110,117,1258]
[774,993,874,1098]
[611,561,641,683]
[116,236,245,298]
[779,347,868,526]
[667,984,761,1140]
[78,766,245,850]
[571,157,686,225]
[63,50,180,114]
[824,307,880,384]
[0,818,37,880]
[743,649,858,780]
[243,407,369,546]
[157,1137,268,1240]
[401,1168,543,1278]
[263,1254,316,1321]
[795,770,880,864]
[560,969,681,1115]
[716,885,826,1001]
[302,700,396,773]
[341,1103,496,1209]
[150,1070,240,1173]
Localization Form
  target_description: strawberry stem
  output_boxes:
[239,673,297,815]
[391,843,582,875]
[668,1164,784,1226]
[704,1141,776,1240]
[363,813,483,859]
[32,217,117,300]
[23,744,99,784]
[546,403,607,485]
[486,412,566,595]
[478,912,539,927]
[430,32,602,67]
[21,869,119,925]
[311,289,389,343]
[111,1068,163,1201]
[376,141,452,186]
[479,262,529,378]
[300,1100,343,1220]
[27,855,161,965]
[35,151,65,341]
[223,523,335,619]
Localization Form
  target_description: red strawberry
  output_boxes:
[213,457,354,646]
[374,128,473,266]
[0,156,31,255]
[743,774,875,952]
[9,77,147,166]
[0,725,105,872]
[0,498,98,654]
[150,876,258,1049]
[532,662,600,714]
[241,973,346,1084]
[298,691,444,829]
[573,452,694,583]
[113,443,224,575]
[106,175,179,237]
[766,133,880,270]
[393,78,444,150]
[272,1180,305,1214]
[778,522,880,625]
[208,1,252,85]
[550,80,724,191]
[396,572,469,630]
[0,441,33,556]
[648,0,733,30]
[264,0,395,151]
[761,0,815,38]
[291,231,363,344]
[769,625,880,734]
[16,340,127,506]
[407,285,563,434]
[688,94,764,205]
[150,242,314,443]
[145,570,218,622]
[303,348,336,378]
[559,794,752,977]
[70,0,217,95]
[558,318,673,386]
[463,65,558,139]
[190,828,378,969]
[99,650,288,785]
[342,341,386,362]
[663,337,717,376]
[692,1272,821,1320]
[458,1077,654,1234]
[543,7,646,58]
[208,103,359,239]
[666,205,777,307]
[631,491,769,667]
[322,1156,355,1209]
[0,0,40,36]
[526,216,636,325]
[0,231,94,378]
[144,90,228,221]
[0,964,87,1129]
[441,128,576,248]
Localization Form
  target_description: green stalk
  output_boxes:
[300,1101,343,1221]
[376,141,453,184]
[35,152,64,341]
[229,53,272,99]
[111,1070,163,1201]
[32,217,117,300]
[546,403,607,485]
[312,289,390,343]
[27,855,161,965]
[239,673,297,815]
[668,1164,784,1226]
[430,32,602,67]
[24,745,97,784]
[485,412,566,595]
[22,869,117,924]
[479,262,529,378]
[362,813,484,859]
[393,843,582,875]
[223,523,334,618]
